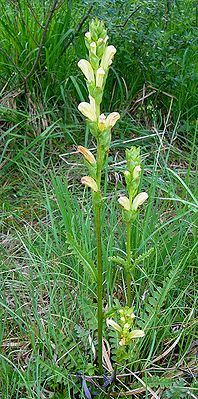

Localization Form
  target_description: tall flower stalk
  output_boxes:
[77,19,120,374]
[118,147,148,305]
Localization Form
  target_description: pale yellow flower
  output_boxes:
[106,318,122,332]
[78,59,94,82]
[133,165,141,180]
[77,146,96,165]
[106,112,120,128]
[90,42,96,55]
[132,192,148,211]
[85,31,91,41]
[96,67,105,88]
[101,45,116,70]
[119,336,126,346]
[118,196,130,211]
[129,330,145,339]
[98,112,120,131]
[81,176,98,192]
[78,95,97,122]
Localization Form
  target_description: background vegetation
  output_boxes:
[0,0,197,398]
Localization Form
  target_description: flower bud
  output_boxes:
[106,319,122,332]
[129,330,145,339]
[81,176,98,192]
[78,59,94,83]
[133,165,141,180]
[90,42,96,55]
[85,31,91,42]
[96,67,105,88]
[77,146,96,165]
[118,196,130,211]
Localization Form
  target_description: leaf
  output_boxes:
[67,233,97,282]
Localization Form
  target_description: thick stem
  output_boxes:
[95,203,103,375]
[126,222,131,307]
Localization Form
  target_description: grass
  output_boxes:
[0,124,197,397]
[0,0,198,398]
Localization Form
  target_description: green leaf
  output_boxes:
[67,233,97,282]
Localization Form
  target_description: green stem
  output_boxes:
[95,202,103,375]
[126,221,131,307]
[95,133,103,375]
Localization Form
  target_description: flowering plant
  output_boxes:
[76,18,148,376]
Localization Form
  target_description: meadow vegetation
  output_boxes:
[0,1,197,398]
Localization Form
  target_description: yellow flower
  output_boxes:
[106,318,122,332]
[85,31,91,41]
[78,59,94,83]
[81,176,98,192]
[106,112,120,128]
[98,112,120,131]
[101,45,116,70]
[96,67,105,88]
[129,330,145,339]
[132,192,148,211]
[78,95,97,122]
[90,41,96,55]
[133,165,141,180]
[118,196,130,211]
[77,146,96,165]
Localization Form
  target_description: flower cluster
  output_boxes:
[77,19,120,192]
[118,147,148,222]
[107,306,144,347]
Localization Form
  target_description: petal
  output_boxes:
[132,192,148,211]
[78,59,94,82]
[118,196,130,211]
[81,176,98,192]
[106,112,120,128]
[77,146,96,165]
